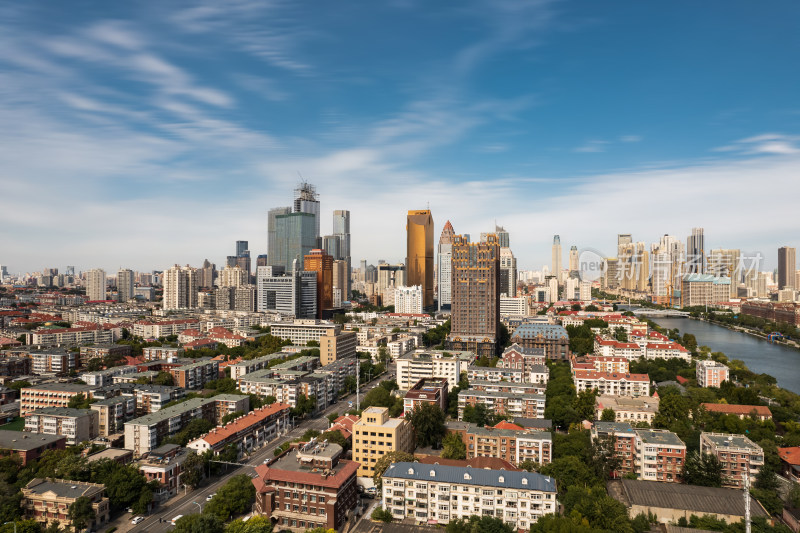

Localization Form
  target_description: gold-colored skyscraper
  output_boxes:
[304,249,333,318]
[406,210,434,310]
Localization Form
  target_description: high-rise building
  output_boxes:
[86,269,107,301]
[271,211,317,270]
[162,265,199,310]
[236,240,248,257]
[686,228,705,274]
[481,225,509,248]
[294,182,320,245]
[256,255,268,268]
[551,235,562,281]
[407,210,434,310]
[778,247,797,290]
[332,259,348,307]
[219,265,249,288]
[437,220,456,312]
[499,247,517,297]
[256,263,317,318]
[395,286,423,314]
[448,234,500,357]
[332,210,351,298]
[617,234,632,256]
[117,269,134,303]
[708,249,741,298]
[267,206,291,267]
[198,259,216,289]
[569,246,579,275]
[304,249,334,317]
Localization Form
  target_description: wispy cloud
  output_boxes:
[712,133,800,156]
[574,140,609,153]
[620,135,642,143]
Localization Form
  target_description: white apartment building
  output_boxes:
[394,285,423,315]
[573,370,650,397]
[86,268,107,301]
[219,265,249,287]
[30,327,113,348]
[269,320,339,345]
[80,365,138,387]
[696,359,729,388]
[162,264,199,310]
[500,296,528,318]
[381,462,557,530]
[25,407,99,445]
[395,349,475,391]
[579,281,592,301]
[644,342,690,362]
[117,269,134,303]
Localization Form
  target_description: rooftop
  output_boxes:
[458,390,545,401]
[252,446,358,491]
[511,324,568,340]
[28,407,95,418]
[613,479,767,517]
[702,432,761,451]
[0,430,65,450]
[512,418,553,429]
[779,447,800,466]
[573,370,649,382]
[635,429,685,447]
[21,383,93,393]
[701,403,772,418]
[86,448,133,462]
[593,421,635,434]
[193,403,290,446]
[597,395,659,412]
[502,344,546,357]
[125,397,215,427]
[384,462,557,492]
[23,477,105,500]
[416,455,521,471]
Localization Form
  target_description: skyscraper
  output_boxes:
[219,265,249,288]
[569,246,579,276]
[686,228,705,274]
[778,246,797,290]
[271,212,317,270]
[481,225,509,248]
[332,210,351,298]
[551,235,562,280]
[117,269,134,303]
[268,206,291,267]
[294,182,320,245]
[448,234,500,357]
[708,249,741,298]
[256,263,317,318]
[499,247,517,297]
[163,265,198,310]
[407,210,434,310]
[437,220,456,312]
[235,240,251,277]
[199,259,216,289]
[617,234,632,256]
[86,269,106,301]
[236,240,248,257]
[304,249,334,317]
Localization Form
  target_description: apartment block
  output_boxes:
[0,430,66,465]
[395,349,474,391]
[21,478,110,530]
[187,402,290,456]
[30,348,76,375]
[319,330,357,366]
[133,385,185,415]
[591,421,637,478]
[212,394,250,424]
[124,397,217,456]
[595,395,659,425]
[29,325,113,348]
[448,422,552,466]
[509,324,570,361]
[696,359,729,388]
[25,407,99,445]
[468,381,547,396]
[138,444,192,501]
[635,429,686,483]
[497,344,546,372]
[352,406,415,477]
[403,378,448,416]
[458,390,546,420]
[141,346,184,362]
[0,356,32,377]
[573,370,650,397]
[91,396,136,436]
[20,383,94,416]
[81,365,138,387]
[381,462,557,529]
[132,319,200,339]
[269,320,339,345]
[169,359,220,389]
[700,432,764,488]
[79,344,131,368]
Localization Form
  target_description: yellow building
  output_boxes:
[352,406,415,477]
[406,210,434,310]
[319,330,357,366]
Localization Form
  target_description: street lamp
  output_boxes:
[192,501,202,513]
[4,522,17,533]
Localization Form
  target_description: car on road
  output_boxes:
[131,516,145,525]
[206,493,216,501]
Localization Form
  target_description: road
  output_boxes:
[120,367,394,533]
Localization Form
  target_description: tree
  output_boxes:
[68,496,95,532]
[406,403,446,448]
[225,516,274,533]
[462,403,491,427]
[174,514,224,533]
[154,371,175,386]
[373,451,416,488]
[326,412,339,424]
[441,432,466,460]
[203,474,255,521]
[683,451,723,487]
[601,408,616,421]
[182,452,205,489]
[379,379,399,392]
[573,389,598,421]
[8,380,31,391]
[291,394,316,418]
[446,515,513,533]
[67,393,93,410]
[221,411,244,425]
[540,455,597,494]
[371,507,393,522]
[320,430,349,451]
[653,393,690,429]
[591,434,622,480]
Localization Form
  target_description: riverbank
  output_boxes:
[690,315,800,351]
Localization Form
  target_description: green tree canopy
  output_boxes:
[407,403,446,448]
[174,514,224,533]
[683,451,723,487]
[203,474,255,521]
[373,451,416,488]
[441,432,466,460]
[68,496,95,532]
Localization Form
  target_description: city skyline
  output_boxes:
[1,2,799,272]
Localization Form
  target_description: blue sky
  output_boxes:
[1,0,799,274]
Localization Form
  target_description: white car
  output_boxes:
[131,516,145,525]
[171,515,183,525]
[206,493,216,502]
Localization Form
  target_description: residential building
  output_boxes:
[80,365,138,387]
[187,403,290,456]
[595,395,659,425]
[0,430,65,465]
[86,268,107,301]
[395,349,474,390]
[219,265,249,287]
[352,406,415,477]
[741,301,800,326]
[779,246,797,290]
[469,381,546,396]
[499,246,517,298]
[0,356,32,377]
[437,220,455,312]
[142,346,184,361]
[20,383,93,416]
[24,407,99,445]
[700,403,772,421]
[699,432,764,488]
[680,274,730,307]
[573,370,650,397]
[500,296,528,317]
[395,285,423,315]
[252,442,359,532]
[169,359,220,389]
[269,320,338,345]
[406,209,434,310]
[91,396,136,436]
[696,359,729,388]
[117,268,134,303]
[162,264,199,310]
[331,209,352,299]
[381,462,557,529]
[79,344,131,367]
[124,397,217,456]
[634,429,686,483]
[458,390,546,419]
[138,444,192,501]
[133,385,185,415]
[509,324,570,361]
[448,234,500,357]
[132,318,199,339]
[447,422,552,466]
[402,378,448,415]
[778,447,800,484]
[212,394,250,424]
[591,421,638,478]
[497,344,546,373]
[21,478,110,530]
[319,331,357,366]
[29,348,76,375]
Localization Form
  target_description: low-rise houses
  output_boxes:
[381,462,558,529]
[188,403,291,456]
[0,430,66,465]
[402,378,448,415]
[699,432,764,488]
[458,390,546,420]
[573,370,650,397]
[595,395,659,425]
[25,407,100,445]
[700,403,772,421]
[696,360,730,388]
[352,406,415,477]
[21,478,110,530]
[778,447,800,484]
[395,349,474,391]
[252,442,359,532]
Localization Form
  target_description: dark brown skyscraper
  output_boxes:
[447,233,500,357]
[406,210,434,310]
[778,246,796,290]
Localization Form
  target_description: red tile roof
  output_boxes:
[493,421,524,431]
[198,403,291,446]
[701,403,772,418]
[253,453,359,490]
[779,447,800,466]
[573,370,649,382]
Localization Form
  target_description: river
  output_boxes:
[650,317,800,395]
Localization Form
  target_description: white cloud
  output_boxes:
[574,140,608,153]
[713,133,800,156]
[620,135,642,143]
